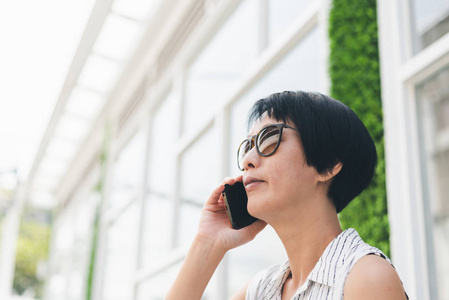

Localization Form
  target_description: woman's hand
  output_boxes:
[165,176,266,300]
[196,175,267,252]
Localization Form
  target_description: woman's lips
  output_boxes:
[243,176,264,191]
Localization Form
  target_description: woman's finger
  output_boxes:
[206,176,244,206]
[205,184,225,205]
[223,175,243,186]
[222,177,235,186]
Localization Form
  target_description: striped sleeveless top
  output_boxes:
[245,228,408,299]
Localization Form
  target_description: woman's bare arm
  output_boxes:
[165,178,266,299]
[165,236,226,299]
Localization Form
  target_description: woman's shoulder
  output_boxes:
[333,229,408,299]
[343,254,408,299]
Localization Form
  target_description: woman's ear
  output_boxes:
[317,162,342,182]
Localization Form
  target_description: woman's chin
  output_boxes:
[247,197,266,220]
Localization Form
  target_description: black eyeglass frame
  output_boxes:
[237,123,299,171]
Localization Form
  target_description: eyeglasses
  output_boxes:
[237,123,299,171]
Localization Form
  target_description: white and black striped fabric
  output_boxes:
[246,228,408,299]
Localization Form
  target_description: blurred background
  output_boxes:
[0,0,448,299]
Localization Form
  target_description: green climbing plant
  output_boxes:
[329,0,390,255]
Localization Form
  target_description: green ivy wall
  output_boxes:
[329,0,390,255]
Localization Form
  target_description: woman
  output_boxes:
[166,91,408,299]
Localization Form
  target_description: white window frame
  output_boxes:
[378,0,449,299]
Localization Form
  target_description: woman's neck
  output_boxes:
[271,196,342,289]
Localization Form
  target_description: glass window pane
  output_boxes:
[136,262,182,300]
[228,226,287,295]
[229,26,322,175]
[179,127,219,247]
[142,193,173,265]
[268,0,312,45]
[411,0,449,53]
[102,201,139,300]
[148,90,179,193]
[135,256,220,299]
[46,189,99,300]
[416,65,449,300]
[180,128,219,205]
[184,0,258,134]
[109,130,146,211]
[142,89,179,267]
[178,203,203,248]
[69,193,99,300]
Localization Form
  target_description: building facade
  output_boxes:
[379,0,449,299]
[17,0,448,299]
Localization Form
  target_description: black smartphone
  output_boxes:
[222,181,258,229]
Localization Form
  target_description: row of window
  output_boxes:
[44,0,449,299]
[45,0,324,299]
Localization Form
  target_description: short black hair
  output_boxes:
[247,91,377,213]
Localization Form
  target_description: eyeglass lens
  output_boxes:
[238,125,281,170]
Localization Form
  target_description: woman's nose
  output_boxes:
[242,146,260,170]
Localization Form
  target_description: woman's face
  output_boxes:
[242,115,323,223]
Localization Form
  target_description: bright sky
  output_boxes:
[0,0,95,181]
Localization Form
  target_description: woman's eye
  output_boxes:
[244,142,251,154]
[259,135,278,154]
